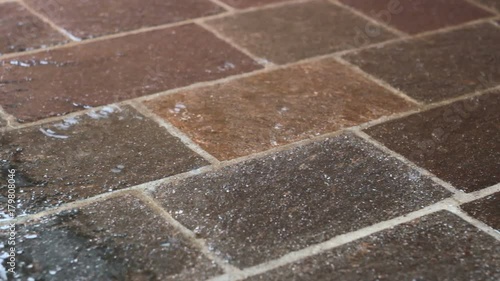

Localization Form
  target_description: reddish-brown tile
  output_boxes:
[0,2,67,55]
[0,24,261,122]
[153,133,450,267]
[220,0,289,8]
[345,23,500,103]
[245,212,500,281]
[0,106,208,213]
[24,0,224,39]
[207,0,396,64]
[365,92,500,193]
[145,58,414,160]
[339,0,492,34]
[462,193,500,231]
[0,194,222,280]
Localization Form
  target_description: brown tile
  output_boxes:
[145,58,414,160]
[477,0,500,11]
[339,0,492,34]
[207,0,396,64]
[245,211,500,281]
[24,0,224,39]
[0,24,261,123]
[0,2,67,55]
[462,193,500,231]
[220,0,289,8]
[365,92,500,192]
[0,106,208,214]
[153,133,450,268]
[0,194,222,280]
[345,23,500,103]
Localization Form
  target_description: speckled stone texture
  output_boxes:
[462,193,500,231]
[0,106,207,214]
[220,0,289,8]
[153,133,450,268]
[339,0,492,34]
[0,2,67,55]
[145,58,414,160]
[245,211,500,281]
[344,23,500,103]
[365,92,500,192]
[0,24,261,122]
[0,194,222,280]
[207,0,396,64]
[24,0,224,39]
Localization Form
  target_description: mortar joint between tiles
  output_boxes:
[133,190,244,276]
[350,129,464,195]
[128,101,221,165]
[17,0,81,41]
[447,205,500,241]
[328,0,408,37]
[465,0,500,16]
[208,0,237,12]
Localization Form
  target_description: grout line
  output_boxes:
[208,199,455,281]
[337,15,497,57]
[448,206,500,241]
[0,0,308,62]
[452,183,500,204]
[0,105,19,128]
[334,56,422,106]
[196,21,275,68]
[18,0,81,42]
[328,0,408,37]
[128,101,221,165]
[209,0,236,12]
[351,129,464,195]
[465,0,500,15]
[0,165,214,226]
[133,190,244,276]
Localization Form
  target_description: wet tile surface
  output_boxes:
[365,92,500,192]
[0,194,222,280]
[220,0,289,8]
[245,211,500,281]
[0,106,207,214]
[0,2,67,55]
[345,23,500,103]
[0,24,261,123]
[339,0,492,34]
[462,193,500,231]
[153,133,450,268]
[24,0,224,39]
[207,0,396,64]
[145,58,414,160]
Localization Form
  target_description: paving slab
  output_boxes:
[462,192,500,231]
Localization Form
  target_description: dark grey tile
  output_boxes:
[154,133,450,267]
[246,211,500,281]
[462,192,500,231]
[0,194,222,280]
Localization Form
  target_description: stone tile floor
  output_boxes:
[0,0,499,280]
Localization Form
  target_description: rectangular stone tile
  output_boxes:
[0,2,67,55]
[0,106,208,214]
[344,23,500,103]
[153,133,450,268]
[339,0,492,34]
[0,194,222,280]
[24,0,224,39]
[0,24,261,122]
[145,58,414,160]
[462,192,500,231]
[365,92,500,192]
[206,0,396,64]
[245,211,500,281]
[220,0,289,8]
